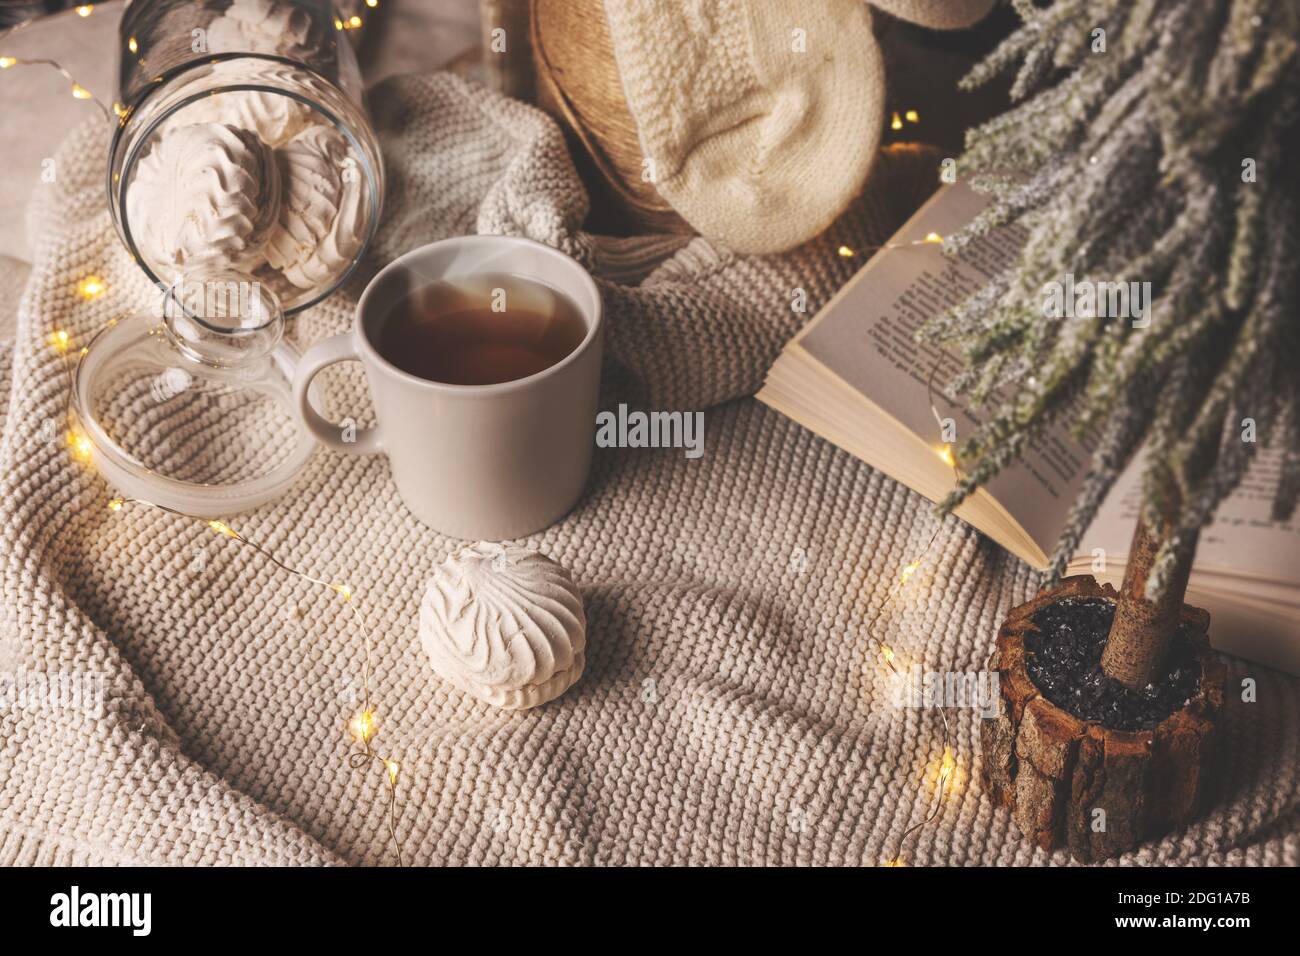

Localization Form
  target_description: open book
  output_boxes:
[757,183,1300,675]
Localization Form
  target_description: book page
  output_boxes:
[797,183,1090,556]
[1083,448,1300,589]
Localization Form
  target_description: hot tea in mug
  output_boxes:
[293,235,604,540]
[373,272,588,386]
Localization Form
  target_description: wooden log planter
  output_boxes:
[981,576,1225,862]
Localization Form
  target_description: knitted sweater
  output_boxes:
[0,74,1295,866]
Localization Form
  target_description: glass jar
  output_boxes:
[72,273,319,516]
[108,0,384,314]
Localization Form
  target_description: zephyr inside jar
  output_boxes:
[108,0,384,314]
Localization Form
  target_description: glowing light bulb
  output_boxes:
[334,16,344,29]
[386,759,400,784]
[922,232,944,245]
[76,5,94,17]
[837,245,854,258]
[881,644,895,666]
[108,498,124,512]
[938,444,955,467]
[350,710,377,743]
[77,275,106,299]
[904,109,919,123]
[900,561,921,583]
[333,584,353,602]
[48,330,71,353]
[365,0,378,6]
[934,746,962,800]
[71,83,92,100]
[207,520,237,538]
[883,857,907,867]
[890,112,903,131]
[128,37,138,54]
[0,57,17,70]
[348,15,362,27]
[940,747,956,778]
[69,431,94,462]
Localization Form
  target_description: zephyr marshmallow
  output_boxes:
[419,543,587,710]
[265,125,367,290]
[126,122,281,272]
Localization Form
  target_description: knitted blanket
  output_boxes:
[1,74,1296,866]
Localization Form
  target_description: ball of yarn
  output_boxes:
[529,0,692,236]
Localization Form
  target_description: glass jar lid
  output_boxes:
[72,272,316,516]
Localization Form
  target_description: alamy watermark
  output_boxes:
[1042,273,1151,328]
[889,665,1000,718]
[50,886,150,936]
[159,274,272,326]
[0,669,105,718]
[596,404,705,459]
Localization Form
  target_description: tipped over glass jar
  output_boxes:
[108,0,384,314]
[78,0,385,516]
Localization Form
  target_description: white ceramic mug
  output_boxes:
[292,235,603,540]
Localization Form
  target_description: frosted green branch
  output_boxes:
[917,0,1300,603]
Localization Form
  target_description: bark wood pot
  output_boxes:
[981,575,1225,862]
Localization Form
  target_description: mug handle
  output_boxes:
[293,333,383,455]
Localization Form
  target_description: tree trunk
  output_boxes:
[982,575,1224,862]
[1100,515,1198,690]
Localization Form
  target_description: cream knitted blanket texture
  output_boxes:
[1,74,1296,866]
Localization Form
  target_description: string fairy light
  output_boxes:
[833,230,945,262]
[47,307,407,865]
[5,0,403,859]
[12,32,951,859]
[890,108,922,132]
[107,493,408,865]
[68,428,94,463]
[0,4,112,123]
[843,228,977,866]
[336,2,380,32]
[48,264,955,867]
[77,275,107,300]
[0,53,111,120]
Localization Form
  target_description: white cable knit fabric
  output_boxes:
[599,0,998,255]
[602,0,884,256]
[0,74,1296,866]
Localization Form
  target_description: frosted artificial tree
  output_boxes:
[921,0,1299,859]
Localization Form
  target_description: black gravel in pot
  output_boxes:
[1023,597,1201,732]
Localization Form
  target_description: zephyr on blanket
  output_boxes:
[0,74,1295,865]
